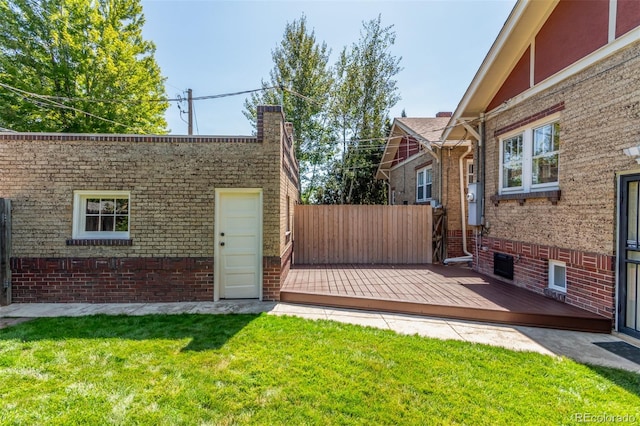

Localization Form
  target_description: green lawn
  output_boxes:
[0,314,638,425]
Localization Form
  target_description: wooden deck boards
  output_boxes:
[280,264,612,333]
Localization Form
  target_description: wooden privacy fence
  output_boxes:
[294,205,432,264]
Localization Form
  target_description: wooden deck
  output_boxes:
[280,264,612,333]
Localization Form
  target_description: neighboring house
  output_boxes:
[443,0,640,336]
[0,105,299,304]
[376,114,474,260]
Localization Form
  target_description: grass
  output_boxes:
[0,314,639,425]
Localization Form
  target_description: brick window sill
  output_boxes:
[490,190,561,206]
[66,239,133,246]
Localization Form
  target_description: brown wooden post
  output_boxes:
[0,199,11,305]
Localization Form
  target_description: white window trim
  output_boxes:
[498,114,561,195]
[416,166,433,203]
[548,259,567,293]
[72,190,131,239]
[466,158,475,187]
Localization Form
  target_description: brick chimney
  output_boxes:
[436,111,452,118]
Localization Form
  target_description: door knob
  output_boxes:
[220,242,225,246]
[220,232,225,236]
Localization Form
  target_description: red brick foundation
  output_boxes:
[446,230,475,258]
[263,244,293,301]
[11,257,214,303]
[10,246,310,304]
[475,236,615,318]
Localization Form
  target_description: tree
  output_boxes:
[0,0,168,133]
[243,15,334,202]
[322,15,402,204]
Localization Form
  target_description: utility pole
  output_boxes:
[187,88,193,135]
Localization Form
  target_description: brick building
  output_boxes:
[376,115,473,261]
[443,0,640,337]
[0,105,299,304]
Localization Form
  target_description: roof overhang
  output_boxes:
[443,0,560,141]
[376,118,473,180]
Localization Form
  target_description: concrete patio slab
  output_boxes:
[1,301,638,373]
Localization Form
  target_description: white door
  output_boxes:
[215,190,262,299]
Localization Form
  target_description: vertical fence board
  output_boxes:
[294,205,432,265]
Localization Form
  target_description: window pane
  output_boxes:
[626,263,637,329]
[552,122,560,151]
[417,186,424,200]
[628,182,638,245]
[552,264,566,289]
[425,169,432,184]
[425,183,432,199]
[534,125,553,156]
[503,135,522,163]
[417,171,424,185]
[115,216,129,232]
[86,199,100,214]
[503,164,522,188]
[85,216,99,231]
[532,154,559,184]
[116,199,129,214]
[502,135,523,189]
[101,199,115,214]
[101,216,114,232]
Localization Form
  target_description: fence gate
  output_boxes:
[294,205,432,265]
[1,199,11,305]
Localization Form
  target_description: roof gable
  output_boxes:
[445,0,640,140]
[375,117,452,180]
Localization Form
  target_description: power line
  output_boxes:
[0,82,279,105]
[192,98,200,135]
[0,82,143,133]
[282,87,324,106]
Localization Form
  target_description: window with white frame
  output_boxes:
[500,120,560,193]
[548,259,567,293]
[416,166,432,202]
[72,191,130,239]
[466,158,475,186]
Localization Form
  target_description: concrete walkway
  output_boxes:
[1,301,639,374]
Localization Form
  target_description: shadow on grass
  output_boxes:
[586,364,640,398]
[0,313,259,352]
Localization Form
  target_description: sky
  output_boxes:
[140,0,517,136]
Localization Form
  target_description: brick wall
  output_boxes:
[476,236,615,318]
[1,105,299,303]
[389,146,473,260]
[440,145,473,236]
[389,151,433,206]
[11,257,213,303]
[446,230,475,259]
[477,40,640,317]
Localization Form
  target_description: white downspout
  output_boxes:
[444,143,473,264]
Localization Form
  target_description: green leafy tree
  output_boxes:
[243,15,334,202]
[0,0,168,133]
[322,15,402,204]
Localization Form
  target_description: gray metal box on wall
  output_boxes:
[467,182,483,226]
